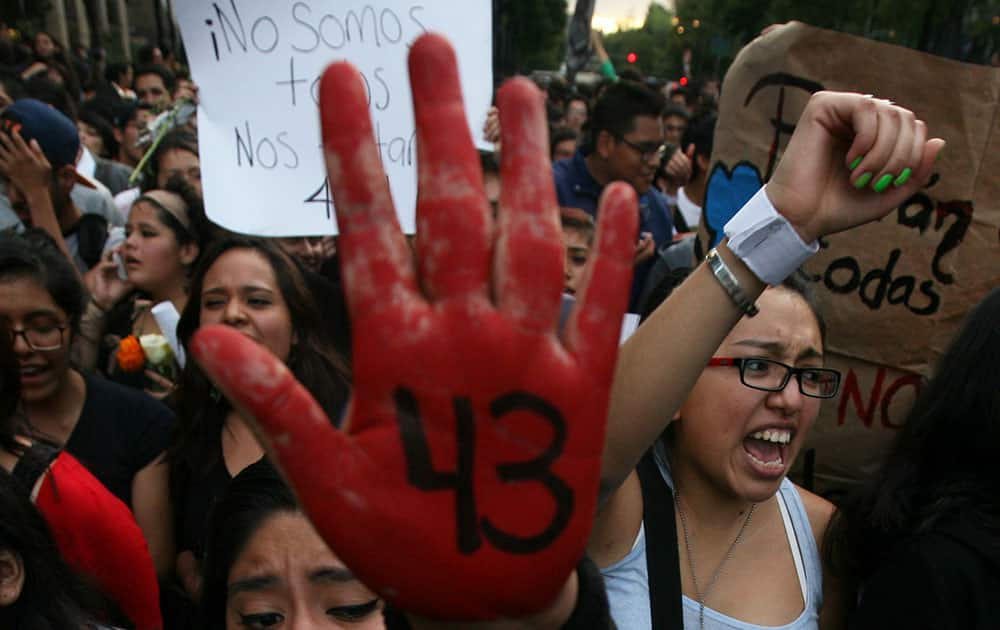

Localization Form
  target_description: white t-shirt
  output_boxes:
[676,186,701,230]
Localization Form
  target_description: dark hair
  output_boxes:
[478,150,500,176]
[0,71,25,102]
[135,45,157,66]
[111,99,155,131]
[640,266,826,345]
[671,85,697,108]
[23,74,77,121]
[77,106,118,159]
[681,115,716,180]
[170,237,350,509]
[0,230,87,336]
[661,103,691,121]
[0,468,100,630]
[587,80,665,147]
[135,44,170,67]
[546,101,565,128]
[560,206,595,241]
[550,126,579,159]
[103,61,131,85]
[545,76,571,107]
[41,59,81,99]
[197,459,296,629]
[618,67,645,83]
[135,177,208,258]
[134,63,176,93]
[139,128,199,193]
[824,287,1000,597]
[31,30,63,57]
[0,318,22,455]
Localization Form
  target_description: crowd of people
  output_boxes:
[0,22,995,630]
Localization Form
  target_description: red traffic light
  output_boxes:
[626,52,637,64]
[679,76,689,86]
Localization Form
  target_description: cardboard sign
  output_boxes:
[174,0,493,236]
[697,22,1000,497]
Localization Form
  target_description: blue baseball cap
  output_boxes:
[1,98,94,187]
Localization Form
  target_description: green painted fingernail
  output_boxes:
[893,168,912,187]
[854,172,873,189]
[873,174,894,193]
[849,155,864,170]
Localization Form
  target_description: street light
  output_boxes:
[692,19,701,28]
[677,25,685,34]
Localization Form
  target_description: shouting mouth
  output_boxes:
[743,427,793,476]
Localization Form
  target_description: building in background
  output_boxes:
[4,0,179,63]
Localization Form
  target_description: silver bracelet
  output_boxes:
[706,248,759,317]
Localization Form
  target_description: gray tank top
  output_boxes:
[601,442,823,630]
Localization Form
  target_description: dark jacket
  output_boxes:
[552,150,673,313]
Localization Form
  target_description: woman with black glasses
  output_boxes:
[0,229,176,581]
[592,272,844,630]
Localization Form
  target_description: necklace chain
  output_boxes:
[674,487,757,630]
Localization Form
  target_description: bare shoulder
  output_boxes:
[791,482,835,545]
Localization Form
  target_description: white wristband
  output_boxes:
[723,186,819,285]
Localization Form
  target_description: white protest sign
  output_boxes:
[174,0,493,236]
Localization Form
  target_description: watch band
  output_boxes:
[706,248,759,317]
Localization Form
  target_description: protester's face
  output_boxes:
[672,288,824,503]
[565,99,587,131]
[552,138,576,163]
[226,511,383,630]
[78,121,105,157]
[33,33,56,59]
[157,148,201,196]
[277,237,325,274]
[608,114,663,195]
[562,228,590,296]
[662,114,688,147]
[121,109,154,164]
[135,73,171,108]
[124,201,192,295]
[200,249,296,363]
[0,277,72,403]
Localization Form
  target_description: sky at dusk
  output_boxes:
[569,0,669,32]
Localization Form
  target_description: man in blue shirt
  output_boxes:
[553,81,673,312]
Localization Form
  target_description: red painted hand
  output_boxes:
[190,34,637,620]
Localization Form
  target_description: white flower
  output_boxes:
[139,334,174,366]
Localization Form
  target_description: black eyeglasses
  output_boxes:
[615,135,667,163]
[708,357,842,399]
[7,321,68,351]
